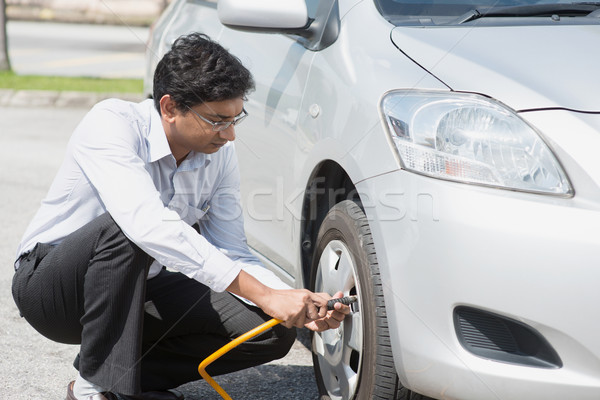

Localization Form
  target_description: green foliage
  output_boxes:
[0,71,143,93]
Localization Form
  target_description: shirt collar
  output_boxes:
[147,100,173,163]
[146,100,213,169]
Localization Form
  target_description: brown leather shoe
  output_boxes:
[66,381,119,400]
[119,390,184,400]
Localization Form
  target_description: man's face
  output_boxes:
[166,97,245,156]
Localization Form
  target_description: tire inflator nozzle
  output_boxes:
[327,295,358,310]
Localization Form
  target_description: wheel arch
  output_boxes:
[299,159,364,288]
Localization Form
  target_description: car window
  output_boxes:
[374,0,596,24]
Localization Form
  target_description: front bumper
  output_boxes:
[356,151,600,399]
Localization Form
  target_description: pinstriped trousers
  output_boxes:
[12,213,295,395]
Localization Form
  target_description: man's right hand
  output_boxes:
[226,270,334,328]
[255,287,330,328]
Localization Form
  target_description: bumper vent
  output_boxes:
[454,306,562,368]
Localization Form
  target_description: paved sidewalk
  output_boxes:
[0,88,145,108]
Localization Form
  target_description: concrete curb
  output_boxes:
[0,89,146,108]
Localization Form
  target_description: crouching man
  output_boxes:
[12,33,348,400]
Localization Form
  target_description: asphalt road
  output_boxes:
[0,105,320,398]
[7,20,149,79]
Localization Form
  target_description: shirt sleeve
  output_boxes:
[70,102,241,292]
[198,145,291,292]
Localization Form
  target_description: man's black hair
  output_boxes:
[153,33,255,114]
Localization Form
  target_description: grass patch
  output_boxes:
[0,70,143,93]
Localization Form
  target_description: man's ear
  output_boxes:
[159,95,178,123]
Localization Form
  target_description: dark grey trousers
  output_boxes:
[12,213,295,395]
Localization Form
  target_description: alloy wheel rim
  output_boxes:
[312,240,363,400]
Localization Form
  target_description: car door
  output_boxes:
[218,23,315,285]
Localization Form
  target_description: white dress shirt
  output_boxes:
[16,98,287,293]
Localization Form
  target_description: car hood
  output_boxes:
[391,24,600,112]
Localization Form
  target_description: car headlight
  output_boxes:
[380,90,573,196]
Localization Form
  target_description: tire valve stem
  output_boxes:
[327,295,358,310]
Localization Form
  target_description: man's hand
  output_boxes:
[304,291,350,332]
[256,288,331,328]
[226,271,351,329]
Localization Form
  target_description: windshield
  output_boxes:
[375,0,600,24]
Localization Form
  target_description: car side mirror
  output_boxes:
[218,0,310,30]
[218,0,340,51]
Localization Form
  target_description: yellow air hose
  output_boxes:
[198,317,283,400]
[197,295,357,399]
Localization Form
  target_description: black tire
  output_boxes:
[309,200,415,400]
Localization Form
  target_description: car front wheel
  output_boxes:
[310,200,425,400]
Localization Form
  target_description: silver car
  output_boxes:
[144,1,600,399]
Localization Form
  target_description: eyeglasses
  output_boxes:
[185,105,248,132]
